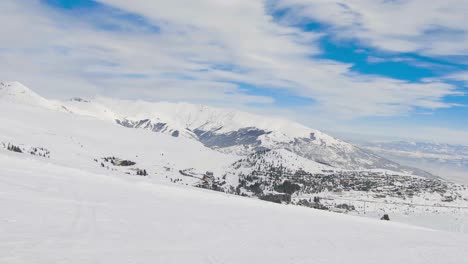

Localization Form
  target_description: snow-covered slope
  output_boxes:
[0,81,432,176]
[0,81,466,235]
[0,99,238,183]
[64,95,433,175]
[222,148,335,188]
[235,148,335,174]
[2,150,468,264]
[0,81,59,109]
[226,148,334,179]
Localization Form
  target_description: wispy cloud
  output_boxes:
[444,71,468,86]
[0,0,464,120]
[276,0,468,56]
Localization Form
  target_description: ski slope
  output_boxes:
[2,152,468,264]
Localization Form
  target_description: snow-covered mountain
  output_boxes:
[0,81,59,109]
[0,81,433,177]
[1,81,467,234]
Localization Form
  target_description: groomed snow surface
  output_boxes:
[2,152,468,264]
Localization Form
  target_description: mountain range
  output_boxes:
[1,80,467,229]
[0,81,433,177]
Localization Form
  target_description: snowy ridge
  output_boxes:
[62,97,336,143]
[64,93,427,174]
[230,149,334,175]
[0,82,467,236]
[222,148,335,188]
[87,98,319,138]
[0,81,59,109]
[0,97,237,181]
[0,81,434,176]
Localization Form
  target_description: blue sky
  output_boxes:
[1,0,468,143]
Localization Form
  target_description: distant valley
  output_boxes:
[359,141,468,185]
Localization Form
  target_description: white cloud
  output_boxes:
[444,71,468,86]
[0,0,463,121]
[336,123,468,146]
[276,0,468,56]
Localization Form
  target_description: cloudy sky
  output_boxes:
[1,0,468,144]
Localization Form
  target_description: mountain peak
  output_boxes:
[0,82,433,176]
[1,81,32,93]
[1,81,39,97]
[0,81,56,109]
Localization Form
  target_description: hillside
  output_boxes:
[1,81,466,233]
[0,81,433,176]
[2,149,468,264]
